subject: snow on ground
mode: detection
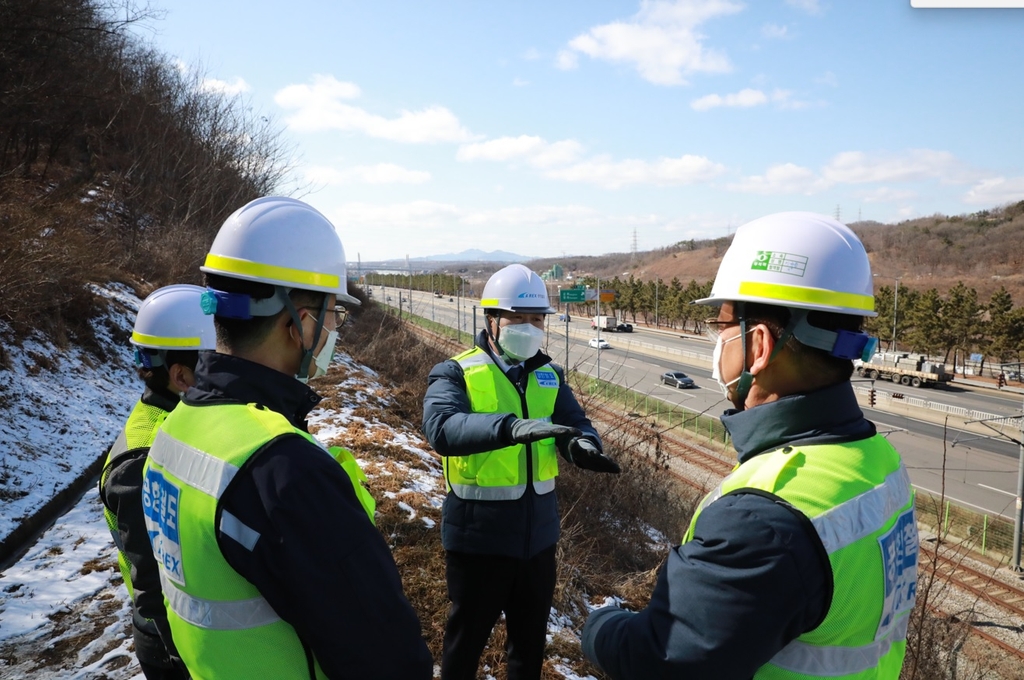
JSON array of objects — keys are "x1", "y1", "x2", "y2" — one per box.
[
  {"x1": 0, "y1": 289, "x2": 599, "y2": 679},
  {"x1": 0, "y1": 283, "x2": 140, "y2": 546}
]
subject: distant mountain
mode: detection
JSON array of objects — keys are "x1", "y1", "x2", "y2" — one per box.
[{"x1": 415, "y1": 249, "x2": 531, "y2": 263}]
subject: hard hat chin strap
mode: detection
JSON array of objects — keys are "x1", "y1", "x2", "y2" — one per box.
[
  {"x1": 282, "y1": 289, "x2": 328, "y2": 383},
  {"x1": 733, "y1": 309, "x2": 755, "y2": 406}
]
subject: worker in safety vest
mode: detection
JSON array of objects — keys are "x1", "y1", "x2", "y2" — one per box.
[
  {"x1": 142, "y1": 197, "x2": 432, "y2": 679},
  {"x1": 422, "y1": 263, "x2": 620, "y2": 680},
  {"x1": 583, "y1": 212, "x2": 919, "y2": 679},
  {"x1": 101, "y1": 284, "x2": 215, "y2": 679}
]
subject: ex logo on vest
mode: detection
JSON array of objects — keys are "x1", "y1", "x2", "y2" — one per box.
[{"x1": 142, "y1": 468, "x2": 185, "y2": 584}]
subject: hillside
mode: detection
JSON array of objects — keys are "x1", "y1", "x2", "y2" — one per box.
[{"x1": 527, "y1": 202, "x2": 1024, "y2": 305}]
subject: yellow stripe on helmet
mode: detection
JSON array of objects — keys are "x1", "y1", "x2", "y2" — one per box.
[
  {"x1": 738, "y1": 281, "x2": 874, "y2": 312},
  {"x1": 479, "y1": 298, "x2": 500, "y2": 307},
  {"x1": 131, "y1": 332, "x2": 202, "y2": 347},
  {"x1": 204, "y1": 254, "x2": 340, "y2": 290}
]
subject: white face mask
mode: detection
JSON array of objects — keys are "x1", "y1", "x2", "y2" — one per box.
[
  {"x1": 498, "y1": 323, "x2": 545, "y2": 361},
  {"x1": 711, "y1": 329, "x2": 750, "y2": 398},
  {"x1": 297, "y1": 328, "x2": 338, "y2": 384}
]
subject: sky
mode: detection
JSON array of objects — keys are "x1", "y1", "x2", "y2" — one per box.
[{"x1": 132, "y1": 0, "x2": 1024, "y2": 261}]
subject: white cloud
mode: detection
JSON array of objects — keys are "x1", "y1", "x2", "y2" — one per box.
[
  {"x1": 513, "y1": 77, "x2": 530, "y2": 87},
  {"x1": 305, "y1": 163, "x2": 430, "y2": 185},
  {"x1": 561, "y1": 0, "x2": 743, "y2": 86},
  {"x1": 275, "y1": 75, "x2": 478, "y2": 143},
  {"x1": 786, "y1": 0, "x2": 822, "y2": 14},
  {"x1": 761, "y1": 23, "x2": 789, "y2": 39},
  {"x1": 770, "y1": 88, "x2": 818, "y2": 110},
  {"x1": 857, "y1": 187, "x2": 918, "y2": 203},
  {"x1": 200, "y1": 77, "x2": 251, "y2": 95},
  {"x1": 457, "y1": 136, "x2": 584, "y2": 168},
  {"x1": 691, "y1": 88, "x2": 768, "y2": 111},
  {"x1": 728, "y1": 163, "x2": 829, "y2": 195},
  {"x1": 690, "y1": 88, "x2": 808, "y2": 111},
  {"x1": 332, "y1": 201, "x2": 463, "y2": 231},
  {"x1": 963, "y1": 176, "x2": 1024, "y2": 205},
  {"x1": 338, "y1": 202, "x2": 618, "y2": 231},
  {"x1": 815, "y1": 71, "x2": 838, "y2": 87},
  {"x1": 555, "y1": 49, "x2": 579, "y2": 70},
  {"x1": 822, "y1": 149, "x2": 979, "y2": 184},
  {"x1": 544, "y1": 154, "x2": 726, "y2": 189},
  {"x1": 522, "y1": 47, "x2": 542, "y2": 60}
]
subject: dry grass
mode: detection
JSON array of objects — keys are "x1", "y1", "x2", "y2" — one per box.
[{"x1": 336, "y1": 295, "x2": 698, "y2": 678}]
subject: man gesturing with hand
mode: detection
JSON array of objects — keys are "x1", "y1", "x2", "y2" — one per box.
[{"x1": 423, "y1": 264, "x2": 617, "y2": 680}]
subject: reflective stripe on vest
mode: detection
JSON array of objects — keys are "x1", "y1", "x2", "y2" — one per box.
[
  {"x1": 160, "y1": 570, "x2": 280, "y2": 630},
  {"x1": 101, "y1": 399, "x2": 169, "y2": 599},
  {"x1": 144, "y1": 402, "x2": 375, "y2": 679},
  {"x1": 685, "y1": 436, "x2": 918, "y2": 680},
  {"x1": 443, "y1": 347, "x2": 560, "y2": 500}
]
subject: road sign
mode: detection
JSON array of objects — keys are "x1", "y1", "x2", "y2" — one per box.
[{"x1": 560, "y1": 289, "x2": 586, "y2": 303}]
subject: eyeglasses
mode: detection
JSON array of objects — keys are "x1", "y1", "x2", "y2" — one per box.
[
  {"x1": 702, "y1": 318, "x2": 742, "y2": 343},
  {"x1": 303, "y1": 306, "x2": 349, "y2": 329}
]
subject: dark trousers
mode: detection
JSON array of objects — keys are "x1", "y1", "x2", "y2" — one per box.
[
  {"x1": 133, "y1": 620, "x2": 189, "y2": 680},
  {"x1": 441, "y1": 545, "x2": 557, "y2": 680}
]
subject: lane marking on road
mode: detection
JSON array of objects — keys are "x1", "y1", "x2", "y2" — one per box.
[
  {"x1": 914, "y1": 484, "x2": 1013, "y2": 519},
  {"x1": 977, "y1": 483, "x2": 1015, "y2": 497}
]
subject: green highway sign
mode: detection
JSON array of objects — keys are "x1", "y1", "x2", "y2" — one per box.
[{"x1": 559, "y1": 288, "x2": 586, "y2": 303}]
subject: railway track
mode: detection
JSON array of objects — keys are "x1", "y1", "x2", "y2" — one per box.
[
  {"x1": 409, "y1": 321, "x2": 1024, "y2": 662},
  {"x1": 591, "y1": 399, "x2": 1024, "y2": 662}
]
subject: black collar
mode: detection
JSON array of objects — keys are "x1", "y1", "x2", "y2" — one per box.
[
  {"x1": 721, "y1": 381, "x2": 875, "y2": 464},
  {"x1": 141, "y1": 385, "x2": 179, "y2": 412},
  {"x1": 186, "y1": 351, "x2": 322, "y2": 429}
]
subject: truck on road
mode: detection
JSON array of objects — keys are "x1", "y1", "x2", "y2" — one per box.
[
  {"x1": 854, "y1": 352, "x2": 953, "y2": 388},
  {"x1": 591, "y1": 316, "x2": 633, "y2": 332}
]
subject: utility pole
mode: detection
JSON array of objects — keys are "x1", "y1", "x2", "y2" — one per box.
[
  {"x1": 654, "y1": 279, "x2": 659, "y2": 328},
  {"x1": 596, "y1": 276, "x2": 601, "y2": 382},
  {"x1": 964, "y1": 410, "x2": 1024, "y2": 572},
  {"x1": 565, "y1": 312, "x2": 570, "y2": 371},
  {"x1": 892, "y1": 278, "x2": 900, "y2": 353}
]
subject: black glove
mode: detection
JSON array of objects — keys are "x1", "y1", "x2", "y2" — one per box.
[
  {"x1": 564, "y1": 437, "x2": 620, "y2": 474},
  {"x1": 509, "y1": 418, "x2": 581, "y2": 444}
]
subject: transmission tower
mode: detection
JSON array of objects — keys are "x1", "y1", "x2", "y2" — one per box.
[
  {"x1": 834, "y1": 204, "x2": 841, "y2": 222},
  {"x1": 630, "y1": 228, "x2": 638, "y2": 264}
]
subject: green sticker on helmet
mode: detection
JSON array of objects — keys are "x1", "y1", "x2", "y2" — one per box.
[{"x1": 751, "y1": 250, "x2": 808, "y2": 277}]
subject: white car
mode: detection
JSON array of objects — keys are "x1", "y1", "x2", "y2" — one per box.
[{"x1": 588, "y1": 337, "x2": 611, "y2": 350}]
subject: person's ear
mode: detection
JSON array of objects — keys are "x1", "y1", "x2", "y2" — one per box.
[
  {"x1": 748, "y1": 324, "x2": 776, "y2": 375},
  {"x1": 167, "y1": 364, "x2": 195, "y2": 393},
  {"x1": 284, "y1": 309, "x2": 305, "y2": 349}
]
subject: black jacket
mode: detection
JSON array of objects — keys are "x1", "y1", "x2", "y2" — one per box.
[
  {"x1": 100, "y1": 387, "x2": 181, "y2": 659},
  {"x1": 187, "y1": 351, "x2": 432, "y2": 679},
  {"x1": 421, "y1": 331, "x2": 601, "y2": 558},
  {"x1": 582, "y1": 382, "x2": 874, "y2": 679}
]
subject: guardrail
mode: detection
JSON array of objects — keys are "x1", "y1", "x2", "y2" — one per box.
[{"x1": 853, "y1": 384, "x2": 1024, "y2": 432}]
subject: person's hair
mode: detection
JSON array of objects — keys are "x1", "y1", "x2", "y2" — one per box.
[
  {"x1": 205, "y1": 274, "x2": 327, "y2": 353},
  {"x1": 741, "y1": 302, "x2": 863, "y2": 384},
  {"x1": 136, "y1": 349, "x2": 200, "y2": 394}
]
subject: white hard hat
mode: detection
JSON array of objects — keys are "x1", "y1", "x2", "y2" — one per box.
[
  {"x1": 201, "y1": 196, "x2": 359, "y2": 306},
  {"x1": 696, "y1": 212, "x2": 876, "y2": 317},
  {"x1": 131, "y1": 284, "x2": 217, "y2": 350},
  {"x1": 480, "y1": 264, "x2": 555, "y2": 314}
]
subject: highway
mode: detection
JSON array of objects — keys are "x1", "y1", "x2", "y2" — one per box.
[{"x1": 372, "y1": 285, "x2": 1024, "y2": 522}]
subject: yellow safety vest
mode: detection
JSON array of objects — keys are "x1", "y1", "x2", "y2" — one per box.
[
  {"x1": 142, "y1": 401, "x2": 375, "y2": 680},
  {"x1": 685, "y1": 436, "x2": 918, "y2": 679},
  {"x1": 101, "y1": 399, "x2": 169, "y2": 598},
  {"x1": 443, "y1": 347, "x2": 560, "y2": 500}
]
